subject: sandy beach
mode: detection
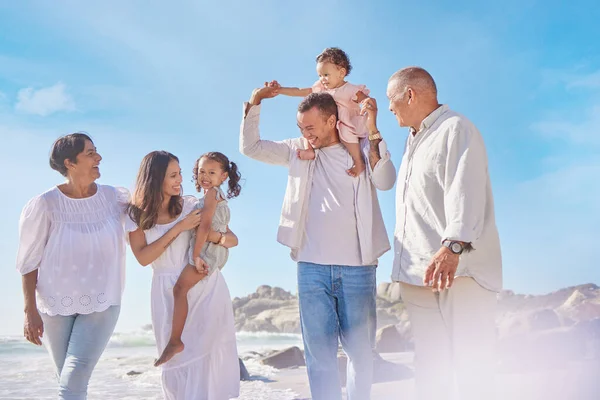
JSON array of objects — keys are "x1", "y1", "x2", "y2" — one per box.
[
  {"x1": 265, "y1": 352, "x2": 600, "y2": 400},
  {"x1": 2, "y1": 329, "x2": 600, "y2": 399}
]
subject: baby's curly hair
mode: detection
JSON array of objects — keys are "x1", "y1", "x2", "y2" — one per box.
[
  {"x1": 315, "y1": 47, "x2": 352, "y2": 76},
  {"x1": 192, "y1": 152, "x2": 242, "y2": 199}
]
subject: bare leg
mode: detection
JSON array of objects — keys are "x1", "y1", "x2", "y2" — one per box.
[
  {"x1": 154, "y1": 265, "x2": 204, "y2": 367},
  {"x1": 343, "y1": 140, "x2": 366, "y2": 177}
]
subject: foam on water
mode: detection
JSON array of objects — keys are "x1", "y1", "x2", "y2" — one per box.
[{"x1": 0, "y1": 332, "x2": 304, "y2": 400}]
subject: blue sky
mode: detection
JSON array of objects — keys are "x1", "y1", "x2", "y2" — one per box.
[{"x1": 1, "y1": 1, "x2": 598, "y2": 336}]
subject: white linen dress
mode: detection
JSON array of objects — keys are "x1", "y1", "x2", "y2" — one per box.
[{"x1": 127, "y1": 195, "x2": 239, "y2": 400}]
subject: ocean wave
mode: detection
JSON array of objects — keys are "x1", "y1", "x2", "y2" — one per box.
[
  {"x1": 1, "y1": 329, "x2": 303, "y2": 353},
  {"x1": 236, "y1": 331, "x2": 302, "y2": 340},
  {"x1": 108, "y1": 330, "x2": 156, "y2": 348},
  {"x1": 0, "y1": 336, "x2": 47, "y2": 354}
]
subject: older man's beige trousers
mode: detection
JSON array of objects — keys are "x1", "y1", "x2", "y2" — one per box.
[{"x1": 399, "y1": 277, "x2": 497, "y2": 400}]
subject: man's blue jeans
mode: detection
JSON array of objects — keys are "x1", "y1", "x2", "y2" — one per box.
[{"x1": 297, "y1": 262, "x2": 376, "y2": 400}]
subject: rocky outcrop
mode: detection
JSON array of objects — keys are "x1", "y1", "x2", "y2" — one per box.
[
  {"x1": 376, "y1": 282, "x2": 403, "y2": 303},
  {"x1": 375, "y1": 324, "x2": 412, "y2": 353},
  {"x1": 234, "y1": 283, "x2": 600, "y2": 369},
  {"x1": 260, "y1": 346, "x2": 305, "y2": 369},
  {"x1": 233, "y1": 285, "x2": 300, "y2": 333},
  {"x1": 496, "y1": 284, "x2": 600, "y2": 371},
  {"x1": 234, "y1": 283, "x2": 600, "y2": 333}
]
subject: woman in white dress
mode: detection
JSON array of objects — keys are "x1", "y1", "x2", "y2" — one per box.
[
  {"x1": 16, "y1": 133, "x2": 129, "y2": 399},
  {"x1": 127, "y1": 151, "x2": 240, "y2": 400}
]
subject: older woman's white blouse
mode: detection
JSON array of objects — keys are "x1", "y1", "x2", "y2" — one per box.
[{"x1": 16, "y1": 185, "x2": 130, "y2": 316}]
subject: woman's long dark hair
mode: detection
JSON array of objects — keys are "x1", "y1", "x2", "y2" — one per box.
[
  {"x1": 128, "y1": 151, "x2": 182, "y2": 230},
  {"x1": 192, "y1": 152, "x2": 242, "y2": 199}
]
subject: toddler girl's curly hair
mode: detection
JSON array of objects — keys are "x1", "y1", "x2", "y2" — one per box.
[
  {"x1": 316, "y1": 47, "x2": 352, "y2": 76},
  {"x1": 192, "y1": 152, "x2": 242, "y2": 199}
]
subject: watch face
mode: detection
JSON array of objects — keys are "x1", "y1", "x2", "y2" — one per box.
[{"x1": 451, "y1": 242, "x2": 462, "y2": 253}]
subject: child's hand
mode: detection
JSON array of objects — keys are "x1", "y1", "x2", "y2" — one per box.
[
  {"x1": 250, "y1": 81, "x2": 280, "y2": 105},
  {"x1": 194, "y1": 257, "x2": 209, "y2": 277},
  {"x1": 353, "y1": 90, "x2": 369, "y2": 104},
  {"x1": 266, "y1": 80, "x2": 281, "y2": 92}
]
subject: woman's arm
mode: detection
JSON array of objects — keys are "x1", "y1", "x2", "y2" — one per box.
[
  {"x1": 193, "y1": 189, "x2": 218, "y2": 260},
  {"x1": 16, "y1": 195, "x2": 49, "y2": 346},
  {"x1": 22, "y1": 270, "x2": 44, "y2": 345},
  {"x1": 207, "y1": 226, "x2": 238, "y2": 248},
  {"x1": 222, "y1": 227, "x2": 238, "y2": 248},
  {"x1": 129, "y1": 209, "x2": 202, "y2": 266}
]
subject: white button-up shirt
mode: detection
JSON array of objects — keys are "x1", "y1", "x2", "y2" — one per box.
[
  {"x1": 240, "y1": 103, "x2": 396, "y2": 265},
  {"x1": 392, "y1": 105, "x2": 502, "y2": 292}
]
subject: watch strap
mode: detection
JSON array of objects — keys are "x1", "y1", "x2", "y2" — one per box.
[
  {"x1": 443, "y1": 240, "x2": 464, "y2": 254},
  {"x1": 368, "y1": 131, "x2": 382, "y2": 141}
]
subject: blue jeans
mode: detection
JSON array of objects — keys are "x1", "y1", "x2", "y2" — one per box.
[
  {"x1": 297, "y1": 262, "x2": 376, "y2": 400},
  {"x1": 40, "y1": 306, "x2": 120, "y2": 399}
]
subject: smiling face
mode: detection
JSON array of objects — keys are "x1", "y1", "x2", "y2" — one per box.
[
  {"x1": 316, "y1": 61, "x2": 346, "y2": 90},
  {"x1": 196, "y1": 157, "x2": 228, "y2": 191},
  {"x1": 162, "y1": 159, "x2": 183, "y2": 197},
  {"x1": 296, "y1": 106, "x2": 337, "y2": 149},
  {"x1": 386, "y1": 79, "x2": 413, "y2": 128},
  {"x1": 66, "y1": 139, "x2": 103, "y2": 181}
]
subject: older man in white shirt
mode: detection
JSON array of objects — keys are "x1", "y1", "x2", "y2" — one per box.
[
  {"x1": 240, "y1": 83, "x2": 396, "y2": 400},
  {"x1": 385, "y1": 67, "x2": 502, "y2": 400}
]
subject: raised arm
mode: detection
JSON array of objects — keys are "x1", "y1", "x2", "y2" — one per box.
[
  {"x1": 240, "y1": 82, "x2": 293, "y2": 166},
  {"x1": 277, "y1": 86, "x2": 312, "y2": 97},
  {"x1": 359, "y1": 96, "x2": 397, "y2": 190},
  {"x1": 129, "y1": 209, "x2": 202, "y2": 266}
]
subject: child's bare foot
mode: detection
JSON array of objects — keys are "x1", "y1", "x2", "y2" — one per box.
[
  {"x1": 297, "y1": 148, "x2": 316, "y2": 160},
  {"x1": 154, "y1": 339, "x2": 184, "y2": 367},
  {"x1": 347, "y1": 160, "x2": 366, "y2": 177}
]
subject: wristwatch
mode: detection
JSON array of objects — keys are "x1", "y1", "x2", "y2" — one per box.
[
  {"x1": 218, "y1": 232, "x2": 227, "y2": 245},
  {"x1": 443, "y1": 240, "x2": 464, "y2": 255},
  {"x1": 368, "y1": 130, "x2": 382, "y2": 141}
]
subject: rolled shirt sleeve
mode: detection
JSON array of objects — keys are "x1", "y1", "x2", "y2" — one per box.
[
  {"x1": 365, "y1": 139, "x2": 396, "y2": 191},
  {"x1": 239, "y1": 103, "x2": 293, "y2": 167}
]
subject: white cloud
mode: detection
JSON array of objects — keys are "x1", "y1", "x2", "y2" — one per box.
[
  {"x1": 500, "y1": 68, "x2": 600, "y2": 293},
  {"x1": 531, "y1": 104, "x2": 600, "y2": 146},
  {"x1": 541, "y1": 68, "x2": 600, "y2": 91},
  {"x1": 566, "y1": 70, "x2": 600, "y2": 90},
  {"x1": 15, "y1": 82, "x2": 76, "y2": 116}
]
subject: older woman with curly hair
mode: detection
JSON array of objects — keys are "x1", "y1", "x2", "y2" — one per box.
[{"x1": 16, "y1": 133, "x2": 130, "y2": 399}]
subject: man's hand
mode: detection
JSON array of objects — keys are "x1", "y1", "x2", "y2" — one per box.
[
  {"x1": 423, "y1": 246, "x2": 460, "y2": 291},
  {"x1": 249, "y1": 81, "x2": 280, "y2": 106}
]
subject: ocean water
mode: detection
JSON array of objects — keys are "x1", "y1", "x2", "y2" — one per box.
[{"x1": 0, "y1": 330, "x2": 304, "y2": 400}]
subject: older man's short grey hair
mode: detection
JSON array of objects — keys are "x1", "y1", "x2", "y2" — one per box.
[{"x1": 389, "y1": 67, "x2": 437, "y2": 97}]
